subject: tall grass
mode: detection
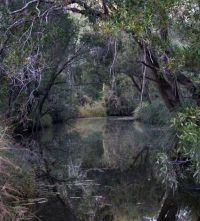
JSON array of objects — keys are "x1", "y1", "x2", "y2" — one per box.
[{"x1": 79, "y1": 101, "x2": 107, "y2": 118}]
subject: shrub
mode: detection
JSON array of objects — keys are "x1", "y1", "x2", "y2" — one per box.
[
  {"x1": 50, "y1": 104, "x2": 78, "y2": 123},
  {"x1": 156, "y1": 104, "x2": 200, "y2": 190},
  {"x1": 171, "y1": 105, "x2": 200, "y2": 182},
  {"x1": 134, "y1": 100, "x2": 171, "y2": 126},
  {"x1": 105, "y1": 92, "x2": 136, "y2": 116}
]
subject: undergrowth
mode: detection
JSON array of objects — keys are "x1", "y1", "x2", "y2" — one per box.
[
  {"x1": 157, "y1": 104, "x2": 200, "y2": 190},
  {"x1": 134, "y1": 100, "x2": 171, "y2": 126},
  {"x1": 0, "y1": 127, "x2": 37, "y2": 220}
]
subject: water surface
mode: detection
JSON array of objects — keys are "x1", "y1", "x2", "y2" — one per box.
[{"x1": 35, "y1": 118, "x2": 199, "y2": 221}]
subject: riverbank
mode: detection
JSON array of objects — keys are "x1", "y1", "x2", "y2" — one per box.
[{"x1": 0, "y1": 127, "x2": 38, "y2": 220}]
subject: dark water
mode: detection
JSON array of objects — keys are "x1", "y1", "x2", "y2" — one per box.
[{"x1": 35, "y1": 118, "x2": 199, "y2": 221}]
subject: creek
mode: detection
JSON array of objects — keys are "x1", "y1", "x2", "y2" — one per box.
[{"x1": 33, "y1": 118, "x2": 199, "y2": 221}]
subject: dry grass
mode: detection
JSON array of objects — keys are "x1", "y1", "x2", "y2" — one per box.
[
  {"x1": 0, "y1": 128, "x2": 36, "y2": 221},
  {"x1": 79, "y1": 101, "x2": 107, "y2": 118}
]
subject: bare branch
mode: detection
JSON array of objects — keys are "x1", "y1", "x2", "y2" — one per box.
[
  {"x1": 10, "y1": 0, "x2": 39, "y2": 14},
  {"x1": 137, "y1": 60, "x2": 159, "y2": 71}
]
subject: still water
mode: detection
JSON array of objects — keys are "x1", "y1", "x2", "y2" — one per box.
[{"x1": 35, "y1": 118, "x2": 199, "y2": 221}]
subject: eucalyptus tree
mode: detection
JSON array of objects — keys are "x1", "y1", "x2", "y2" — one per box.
[
  {"x1": 4, "y1": 0, "x2": 200, "y2": 111},
  {"x1": 1, "y1": 0, "x2": 200, "y2": 129},
  {"x1": 1, "y1": 1, "x2": 200, "y2": 219},
  {"x1": 101, "y1": 0, "x2": 200, "y2": 110}
]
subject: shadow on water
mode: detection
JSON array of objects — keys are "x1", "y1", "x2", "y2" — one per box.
[{"x1": 33, "y1": 118, "x2": 200, "y2": 221}]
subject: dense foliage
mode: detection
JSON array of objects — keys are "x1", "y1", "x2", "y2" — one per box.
[{"x1": 0, "y1": 0, "x2": 200, "y2": 220}]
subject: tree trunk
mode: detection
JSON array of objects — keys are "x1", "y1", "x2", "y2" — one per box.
[
  {"x1": 129, "y1": 74, "x2": 152, "y2": 104},
  {"x1": 144, "y1": 44, "x2": 181, "y2": 111},
  {"x1": 157, "y1": 193, "x2": 178, "y2": 221}
]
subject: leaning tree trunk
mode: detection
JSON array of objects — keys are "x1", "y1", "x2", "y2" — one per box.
[
  {"x1": 144, "y1": 43, "x2": 200, "y2": 111},
  {"x1": 143, "y1": 43, "x2": 181, "y2": 111},
  {"x1": 130, "y1": 27, "x2": 200, "y2": 111}
]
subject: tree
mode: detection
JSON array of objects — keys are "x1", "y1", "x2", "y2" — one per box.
[
  {"x1": 0, "y1": 2, "x2": 87, "y2": 130},
  {"x1": 1, "y1": 0, "x2": 200, "y2": 129},
  {"x1": 4, "y1": 0, "x2": 200, "y2": 111}
]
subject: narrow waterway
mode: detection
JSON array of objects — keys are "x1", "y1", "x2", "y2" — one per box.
[{"x1": 34, "y1": 118, "x2": 199, "y2": 221}]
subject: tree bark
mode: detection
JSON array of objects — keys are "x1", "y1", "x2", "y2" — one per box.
[{"x1": 143, "y1": 44, "x2": 181, "y2": 111}]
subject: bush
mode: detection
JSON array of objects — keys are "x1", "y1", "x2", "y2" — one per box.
[
  {"x1": 156, "y1": 104, "x2": 200, "y2": 190},
  {"x1": 79, "y1": 101, "x2": 107, "y2": 118},
  {"x1": 134, "y1": 100, "x2": 171, "y2": 126},
  {"x1": 105, "y1": 91, "x2": 135, "y2": 116},
  {"x1": 50, "y1": 104, "x2": 78, "y2": 123},
  {"x1": 171, "y1": 105, "x2": 200, "y2": 182}
]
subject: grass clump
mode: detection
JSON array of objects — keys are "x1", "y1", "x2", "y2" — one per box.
[{"x1": 79, "y1": 101, "x2": 107, "y2": 118}]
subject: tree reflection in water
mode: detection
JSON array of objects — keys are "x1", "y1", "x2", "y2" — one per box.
[{"x1": 34, "y1": 118, "x2": 199, "y2": 221}]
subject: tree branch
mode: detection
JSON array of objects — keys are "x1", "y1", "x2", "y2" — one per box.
[
  {"x1": 10, "y1": 0, "x2": 39, "y2": 14},
  {"x1": 102, "y1": 0, "x2": 109, "y2": 15},
  {"x1": 137, "y1": 60, "x2": 159, "y2": 71}
]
